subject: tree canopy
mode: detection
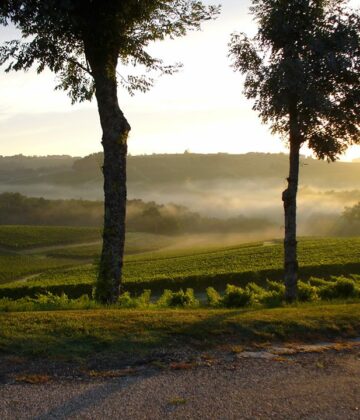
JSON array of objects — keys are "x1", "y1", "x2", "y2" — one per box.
[
  {"x1": 229, "y1": 0, "x2": 360, "y2": 160},
  {"x1": 0, "y1": 0, "x2": 219, "y2": 102}
]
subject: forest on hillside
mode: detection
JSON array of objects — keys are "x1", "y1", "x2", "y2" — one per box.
[
  {"x1": 0, "y1": 192, "x2": 275, "y2": 235},
  {"x1": 1, "y1": 192, "x2": 359, "y2": 239}
]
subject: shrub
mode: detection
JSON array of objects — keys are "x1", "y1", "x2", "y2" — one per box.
[
  {"x1": 157, "y1": 288, "x2": 199, "y2": 308},
  {"x1": 266, "y1": 280, "x2": 285, "y2": 294},
  {"x1": 319, "y1": 277, "x2": 357, "y2": 300},
  {"x1": 117, "y1": 292, "x2": 134, "y2": 308},
  {"x1": 297, "y1": 281, "x2": 318, "y2": 302},
  {"x1": 0, "y1": 293, "x2": 100, "y2": 312},
  {"x1": 206, "y1": 287, "x2": 221, "y2": 307},
  {"x1": 0, "y1": 297, "x2": 35, "y2": 312},
  {"x1": 117, "y1": 290, "x2": 152, "y2": 308},
  {"x1": 222, "y1": 284, "x2": 253, "y2": 308},
  {"x1": 307, "y1": 277, "x2": 331, "y2": 287},
  {"x1": 246, "y1": 282, "x2": 266, "y2": 300},
  {"x1": 260, "y1": 290, "x2": 284, "y2": 307},
  {"x1": 36, "y1": 292, "x2": 69, "y2": 305},
  {"x1": 137, "y1": 289, "x2": 151, "y2": 306},
  {"x1": 349, "y1": 274, "x2": 360, "y2": 285},
  {"x1": 0, "y1": 283, "x2": 94, "y2": 300}
]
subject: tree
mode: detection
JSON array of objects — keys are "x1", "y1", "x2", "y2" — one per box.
[
  {"x1": 229, "y1": 0, "x2": 360, "y2": 301},
  {"x1": 0, "y1": 0, "x2": 219, "y2": 303}
]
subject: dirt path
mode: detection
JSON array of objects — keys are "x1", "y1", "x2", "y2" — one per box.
[
  {"x1": 0, "y1": 241, "x2": 101, "y2": 257},
  {"x1": 1, "y1": 345, "x2": 360, "y2": 419},
  {"x1": 19, "y1": 241, "x2": 101, "y2": 255}
]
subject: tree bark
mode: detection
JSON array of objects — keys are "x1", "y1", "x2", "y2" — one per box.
[
  {"x1": 87, "y1": 52, "x2": 131, "y2": 303},
  {"x1": 282, "y1": 105, "x2": 301, "y2": 302}
]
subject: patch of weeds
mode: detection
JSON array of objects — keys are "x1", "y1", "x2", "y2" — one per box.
[
  {"x1": 201, "y1": 353, "x2": 215, "y2": 361},
  {"x1": 229, "y1": 345, "x2": 245, "y2": 354},
  {"x1": 169, "y1": 361, "x2": 196, "y2": 370},
  {"x1": 5, "y1": 356, "x2": 26, "y2": 365},
  {"x1": 316, "y1": 361, "x2": 325, "y2": 369},
  {"x1": 15, "y1": 374, "x2": 51, "y2": 384},
  {"x1": 151, "y1": 360, "x2": 167, "y2": 369},
  {"x1": 168, "y1": 397, "x2": 187, "y2": 406},
  {"x1": 88, "y1": 368, "x2": 137, "y2": 378}
]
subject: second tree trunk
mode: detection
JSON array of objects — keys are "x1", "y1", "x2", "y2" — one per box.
[{"x1": 282, "y1": 109, "x2": 301, "y2": 302}]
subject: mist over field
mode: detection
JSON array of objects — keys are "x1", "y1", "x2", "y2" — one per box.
[{"x1": 1, "y1": 153, "x2": 360, "y2": 240}]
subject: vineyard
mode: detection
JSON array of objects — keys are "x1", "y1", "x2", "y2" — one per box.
[
  {"x1": 0, "y1": 225, "x2": 101, "y2": 250},
  {"x1": 1, "y1": 226, "x2": 360, "y2": 299}
]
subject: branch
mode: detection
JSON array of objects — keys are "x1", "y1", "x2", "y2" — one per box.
[{"x1": 67, "y1": 56, "x2": 92, "y2": 76}]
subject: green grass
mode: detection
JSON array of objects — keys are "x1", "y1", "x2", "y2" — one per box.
[
  {"x1": 0, "y1": 226, "x2": 101, "y2": 250},
  {"x1": 1, "y1": 303, "x2": 360, "y2": 361}
]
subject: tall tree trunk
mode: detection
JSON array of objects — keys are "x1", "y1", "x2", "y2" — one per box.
[
  {"x1": 282, "y1": 106, "x2": 301, "y2": 302},
  {"x1": 88, "y1": 54, "x2": 131, "y2": 303}
]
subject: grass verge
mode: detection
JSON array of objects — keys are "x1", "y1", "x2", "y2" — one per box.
[{"x1": 1, "y1": 302, "x2": 360, "y2": 362}]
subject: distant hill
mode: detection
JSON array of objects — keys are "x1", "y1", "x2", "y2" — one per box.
[
  {"x1": 0, "y1": 154, "x2": 77, "y2": 170},
  {"x1": 2, "y1": 152, "x2": 360, "y2": 188}
]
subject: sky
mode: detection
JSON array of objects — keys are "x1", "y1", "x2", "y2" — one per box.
[{"x1": 0, "y1": 0, "x2": 359, "y2": 159}]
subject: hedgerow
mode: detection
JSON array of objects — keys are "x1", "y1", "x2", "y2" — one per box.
[{"x1": 1, "y1": 276, "x2": 360, "y2": 312}]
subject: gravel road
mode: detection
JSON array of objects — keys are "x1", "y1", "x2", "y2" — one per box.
[{"x1": 1, "y1": 346, "x2": 360, "y2": 419}]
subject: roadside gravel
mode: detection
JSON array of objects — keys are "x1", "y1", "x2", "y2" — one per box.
[{"x1": 1, "y1": 346, "x2": 360, "y2": 419}]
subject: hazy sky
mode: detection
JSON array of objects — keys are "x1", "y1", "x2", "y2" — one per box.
[{"x1": 0, "y1": 0, "x2": 359, "y2": 159}]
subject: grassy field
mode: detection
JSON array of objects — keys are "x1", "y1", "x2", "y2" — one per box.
[
  {"x1": 1, "y1": 303, "x2": 360, "y2": 361},
  {"x1": 2, "y1": 236, "x2": 360, "y2": 297}
]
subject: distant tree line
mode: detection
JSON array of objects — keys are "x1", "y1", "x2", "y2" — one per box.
[{"x1": 0, "y1": 193, "x2": 275, "y2": 235}]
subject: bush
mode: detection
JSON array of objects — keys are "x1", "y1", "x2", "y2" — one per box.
[
  {"x1": 307, "y1": 277, "x2": 332, "y2": 287},
  {"x1": 297, "y1": 281, "x2": 318, "y2": 302},
  {"x1": 0, "y1": 283, "x2": 94, "y2": 300},
  {"x1": 349, "y1": 274, "x2": 360, "y2": 284},
  {"x1": 246, "y1": 282, "x2": 266, "y2": 301},
  {"x1": 0, "y1": 293, "x2": 100, "y2": 312},
  {"x1": 222, "y1": 284, "x2": 253, "y2": 308},
  {"x1": 157, "y1": 288, "x2": 199, "y2": 308},
  {"x1": 266, "y1": 280, "x2": 285, "y2": 294},
  {"x1": 319, "y1": 277, "x2": 357, "y2": 300},
  {"x1": 260, "y1": 290, "x2": 284, "y2": 307},
  {"x1": 117, "y1": 290, "x2": 151, "y2": 308},
  {"x1": 206, "y1": 287, "x2": 221, "y2": 307}
]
